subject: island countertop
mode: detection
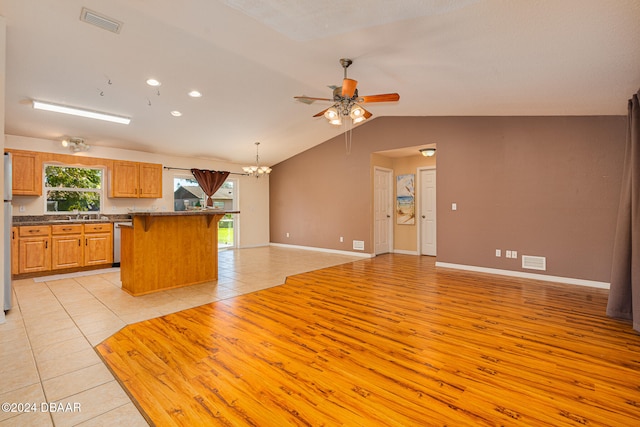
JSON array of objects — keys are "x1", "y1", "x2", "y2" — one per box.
[
  {"x1": 125, "y1": 210, "x2": 239, "y2": 232},
  {"x1": 127, "y1": 210, "x2": 239, "y2": 216}
]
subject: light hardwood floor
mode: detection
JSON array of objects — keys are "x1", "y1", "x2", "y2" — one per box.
[{"x1": 96, "y1": 254, "x2": 640, "y2": 426}]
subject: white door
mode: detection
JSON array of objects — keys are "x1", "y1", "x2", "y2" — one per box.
[
  {"x1": 420, "y1": 168, "x2": 436, "y2": 256},
  {"x1": 374, "y1": 167, "x2": 393, "y2": 255}
]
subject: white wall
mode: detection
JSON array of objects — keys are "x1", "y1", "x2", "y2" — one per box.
[{"x1": 5, "y1": 134, "x2": 270, "y2": 248}]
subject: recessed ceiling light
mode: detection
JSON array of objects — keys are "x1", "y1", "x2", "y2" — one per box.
[
  {"x1": 188, "y1": 90, "x2": 202, "y2": 98},
  {"x1": 170, "y1": 110, "x2": 182, "y2": 117},
  {"x1": 146, "y1": 78, "x2": 161, "y2": 87}
]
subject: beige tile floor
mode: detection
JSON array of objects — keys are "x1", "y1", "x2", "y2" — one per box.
[{"x1": 0, "y1": 246, "x2": 363, "y2": 426}]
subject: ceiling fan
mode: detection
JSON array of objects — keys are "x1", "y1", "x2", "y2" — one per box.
[{"x1": 294, "y1": 58, "x2": 400, "y2": 126}]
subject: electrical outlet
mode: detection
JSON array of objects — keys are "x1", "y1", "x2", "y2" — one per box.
[
  {"x1": 496, "y1": 249, "x2": 501, "y2": 257},
  {"x1": 340, "y1": 236, "x2": 344, "y2": 242},
  {"x1": 506, "y1": 250, "x2": 512, "y2": 258},
  {"x1": 512, "y1": 251, "x2": 518, "y2": 259},
  {"x1": 19, "y1": 205, "x2": 25, "y2": 212},
  {"x1": 451, "y1": 203, "x2": 457, "y2": 211},
  {"x1": 286, "y1": 232, "x2": 290, "y2": 238}
]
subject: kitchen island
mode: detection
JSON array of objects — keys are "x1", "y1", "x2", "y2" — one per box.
[{"x1": 120, "y1": 210, "x2": 239, "y2": 296}]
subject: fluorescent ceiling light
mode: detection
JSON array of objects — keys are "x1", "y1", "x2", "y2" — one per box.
[
  {"x1": 188, "y1": 90, "x2": 202, "y2": 98},
  {"x1": 146, "y1": 78, "x2": 161, "y2": 87},
  {"x1": 32, "y1": 100, "x2": 131, "y2": 125}
]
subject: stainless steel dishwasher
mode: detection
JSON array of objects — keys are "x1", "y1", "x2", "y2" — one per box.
[{"x1": 113, "y1": 221, "x2": 132, "y2": 266}]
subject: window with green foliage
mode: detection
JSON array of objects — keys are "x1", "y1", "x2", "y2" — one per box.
[{"x1": 44, "y1": 165, "x2": 103, "y2": 213}]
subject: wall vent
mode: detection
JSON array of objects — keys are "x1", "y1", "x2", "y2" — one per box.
[
  {"x1": 353, "y1": 240, "x2": 365, "y2": 251},
  {"x1": 522, "y1": 255, "x2": 546, "y2": 271},
  {"x1": 80, "y1": 8, "x2": 123, "y2": 34}
]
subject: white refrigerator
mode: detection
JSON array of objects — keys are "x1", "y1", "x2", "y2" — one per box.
[{"x1": 4, "y1": 152, "x2": 12, "y2": 311}]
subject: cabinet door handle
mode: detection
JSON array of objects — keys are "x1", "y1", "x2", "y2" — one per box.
[
  {"x1": 78, "y1": 239, "x2": 81, "y2": 246},
  {"x1": 45, "y1": 241, "x2": 48, "y2": 249},
  {"x1": 63, "y1": 228, "x2": 72, "y2": 231},
  {"x1": 85, "y1": 238, "x2": 88, "y2": 246}
]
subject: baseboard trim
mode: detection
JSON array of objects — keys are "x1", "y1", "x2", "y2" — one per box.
[
  {"x1": 393, "y1": 249, "x2": 419, "y2": 255},
  {"x1": 270, "y1": 243, "x2": 373, "y2": 258},
  {"x1": 435, "y1": 262, "x2": 610, "y2": 289}
]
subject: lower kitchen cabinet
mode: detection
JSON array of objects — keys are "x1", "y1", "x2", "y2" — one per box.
[
  {"x1": 18, "y1": 225, "x2": 51, "y2": 274},
  {"x1": 14, "y1": 222, "x2": 114, "y2": 276},
  {"x1": 51, "y1": 224, "x2": 83, "y2": 270},
  {"x1": 84, "y1": 224, "x2": 113, "y2": 265}
]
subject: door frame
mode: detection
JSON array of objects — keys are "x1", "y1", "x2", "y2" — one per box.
[
  {"x1": 417, "y1": 166, "x2": 436, "y2": 256},
  {"x1": 373, "y1": 166, "x2": 394, "y2": 255}
]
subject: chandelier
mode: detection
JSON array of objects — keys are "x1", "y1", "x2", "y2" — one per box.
[{"x1": 243, "y1": 142, "x2": 272, "y2": 178}]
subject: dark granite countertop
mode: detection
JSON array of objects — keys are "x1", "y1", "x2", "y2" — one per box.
[
  {"x1": 13, "y1": 214, "x2": 133, "y2": 227},
  {"x1": 127, "y1": 210, "x2": 239, "y2": 217}
]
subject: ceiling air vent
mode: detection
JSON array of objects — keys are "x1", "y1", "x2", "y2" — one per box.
[
  {"x1": 522, "y1": 255, "x2": 546, "y2": 271},
  {"x1": 80, "y1": 8, "x2": 122, "y2": 34}
]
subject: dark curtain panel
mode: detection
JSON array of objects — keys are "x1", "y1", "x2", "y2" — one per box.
[
  {"x1": 190, "y1": 169, "x2": 230, "y2": 207},
  {"x1": 607, "y1": 89, "x2": 640, "y2": 332}
]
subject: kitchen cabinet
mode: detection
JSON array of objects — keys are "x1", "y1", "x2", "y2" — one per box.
[
  {"x1": 8, "y1": 150, "x2": 42, "y2": 196},
  {"x1": 51, "y1": 224, "x2": 83, "y2": 270},
  {"x1": 13, "y1": 223, "x2": 113, "y2": 276},
  {"x1": 84, "y1": 223, "x2": 113, "y2": 266},
  {"x1": 18, "y1": 226, "x2": 50, "y2": 274},
  {"x1": 109, "y1": 161, "x2": 162, "y2": 198}
]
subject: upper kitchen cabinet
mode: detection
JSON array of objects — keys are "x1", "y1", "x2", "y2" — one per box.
[
  {"x1": 8, "y1": 150, "x2": 42, "y2": 196},
  {"x1": 109, "y1": 161, "x2": 163, "y2": 198}
]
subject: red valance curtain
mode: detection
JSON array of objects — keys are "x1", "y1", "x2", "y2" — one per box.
[
  {"x1": 607, "y1": 89, "x2": 640, "y2": 332},
  {"x1": 190, "y1": 169, "x2": 230, "y2": 207}
]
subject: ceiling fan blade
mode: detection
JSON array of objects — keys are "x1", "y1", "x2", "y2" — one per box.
[
  {"x1": 294, "y1": 96, "x2": 332, "y2": 106},
  {"x1": 341, "y1": 78, "x2": 358, "y2": 98},
  {"x1": 360, "y1": 93, "x2": 400, "y2": 103},
  {"x1": 313, "y1": 107, "x2": 330, "y2": 118}
]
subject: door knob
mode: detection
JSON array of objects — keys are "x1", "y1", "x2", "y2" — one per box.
[
  {"x1": 422, "y1": 215, "x2": 426, "y2": 218},
  {"x1": 386, "y1": 215, "x2": 391, "y2": 218}
]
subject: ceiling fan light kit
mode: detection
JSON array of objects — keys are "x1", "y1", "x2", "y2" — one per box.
[{"x1": 294, "y1": 58, "x2": 400, "y2": 127}]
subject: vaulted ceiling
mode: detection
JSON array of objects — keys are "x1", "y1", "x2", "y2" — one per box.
[{"x1": 2, "y1": 0, "x2": 639, "y2": 167}]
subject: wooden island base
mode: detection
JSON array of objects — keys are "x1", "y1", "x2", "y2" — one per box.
[{"x1": 120, "y1": 211, "x2": 237, "y2": 296}]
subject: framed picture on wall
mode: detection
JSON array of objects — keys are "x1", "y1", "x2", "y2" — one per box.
[{"x1": 396, "y1": 174, "x2": 415, "y2": 225}]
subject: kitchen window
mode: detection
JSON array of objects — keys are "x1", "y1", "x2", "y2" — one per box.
[{"x1": 44, "y1": 165, "x2": 103, "y2": 213}]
